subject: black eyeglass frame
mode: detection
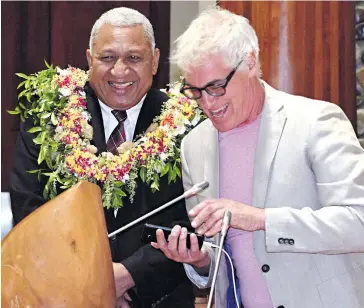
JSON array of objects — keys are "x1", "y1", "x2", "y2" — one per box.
[{"x1": 180, "y1": 59, "x2": 244, "y2": 99}]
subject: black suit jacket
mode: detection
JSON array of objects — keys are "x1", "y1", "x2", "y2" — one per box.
[{"x1": 9, "y1": 83, "x2": 194, "y2": 308}]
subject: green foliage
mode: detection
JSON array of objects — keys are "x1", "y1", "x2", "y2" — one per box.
[{"x1": 8, "y1": 64, "x2": 65, "y2": 200}]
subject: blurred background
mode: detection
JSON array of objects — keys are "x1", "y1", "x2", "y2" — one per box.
[{"x1": 2, "y1": 0, "x2": 363, "y2": 192}]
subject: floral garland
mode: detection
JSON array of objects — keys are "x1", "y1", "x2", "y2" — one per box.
[{"x1": 10, "y1": 62, "x2": 205, "y2": 209}]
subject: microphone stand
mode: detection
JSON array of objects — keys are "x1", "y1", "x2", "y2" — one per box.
[
  {"x1": 108, "y1": 180, "x2": 209, "y2": 239},
  {"x1": 207, "y1": 211, "x2": 232, "y2": 308}
]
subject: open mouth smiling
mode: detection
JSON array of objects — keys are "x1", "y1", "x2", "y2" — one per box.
[
  {"x1": 108, "y1": 81, "x2": 135, "y2": 89},
  {"x1": 210, "y1": 103, "x2": 228, "y2": 118}
]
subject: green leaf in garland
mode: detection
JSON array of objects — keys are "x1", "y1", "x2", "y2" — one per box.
[
  {"x1": 151, "y1": 180, "x2": 159, "y2": 192},
  {"x1": 44, "y1": 59, "x2": 52, "y2": 69},
  {"x1": 40, "y1": 131, "x2": 47, "y2": 142},
  {"x1": 160, "y1": 163, "x2": 170, "y2": 177},
  {"x1": 140, "y1": 167, "x2": 146, "y2": 182},
  {"x1": 27, "y1": 126, "x2": 42, "y2": 133},
  {"x1": 17, "y1": 80, "x2": 27, "y2": 89},
  {"x1": 42, "y1": 184, "x2": 49, "y2": 200},
  {"x1": 37, "y1": 170, "x2": 43, "y2": 182},
  {"x1": 33, "y1": 133, "x2": 43, "y2": 145},
  {"x1": 18, "y1": 102, "x2": 27, "y2": 110},
  {"x1": 38, "y1": 144, "x2": 46, "y2": 164},
  {"x1": 112, "y1": 194, "x2": 123, "y2": 208},
  {"x1": 51, "y1": 113, "x2": 58, "y2": 125},
  {"x1": 18, "y1": 89, "x2": 28, "y2": 99},
  {"x1": 174, "y1": 165, "x2": 181, "y2": 178},
  {"x1": 7, "y1": 109, "x2": 21, "y2": 115},
  {"x1": 26, "y1": 92, "x2": 32, "y2": 103},
  {"x1": 15, "y1": 73, "x2": 30, "y2": 80},
  {"x1": 41, "y1": 112, "x2": 51, "y2": 119},
  {"x1": 114, "y1": 181, "x2": 123, "y2": 188},
  {"x1": 168, "y1": 166, "x2": 176, "y2": 184}
]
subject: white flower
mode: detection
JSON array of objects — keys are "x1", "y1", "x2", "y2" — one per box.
[
  {"x1": 160, "y1": 152, "x2": 168, "y2": 162},
  {"x1": 83, "y1": 124, "x2": 93, "y2": 140},
  {"x1": 122, "y1": 174, "x2": 130, "y2": 183},
  {"x1": 56, "y1": 67, "x2": 69, "y2": 76},
  {"x1": 174, "y1": 125, "x2": 186, "y2": 136},
  {"x1": 81, "y1": 111, "x2": 91, "y2": 121},
  {"x1": 54, "y1": 133, "x2": 61, "y2": 142},
  {"x1": 146, "y1": 123, "x2": 158, "y2": 133},
  {"x1": 184, "y1": 118, "x2": 191, "y2": 125},
  {"x1": 169, "y1": 87, "x2": 180, "y2": 97},
  {"x1": 59, "y1": 87, "x2": 71, "y2": 97},
  {"x1": 191, "y1": 114, "x2": 201, "y2": 126},
  {"x1": 86, "y1": 145, "x2": 98, "y2": 154},
  {"x1": 55, "y1": 126, "x2": 63, "y2": 133},
  {"x1": 117, "y1": 141, "x2": 134, "y2": 154},
  {"x1": 103, "y1": 152, "x2": 114, "y2": 160}
]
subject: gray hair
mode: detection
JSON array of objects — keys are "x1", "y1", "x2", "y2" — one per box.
[
  {"x1": 89, "y1": 7, "x2": 155, "y2": 54},
  {"x1": 171, "y1": 7, "x2": 261, "y2": 77}
]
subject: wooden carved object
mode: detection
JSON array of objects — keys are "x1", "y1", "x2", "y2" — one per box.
[{"x1": 1, "y1": 181, "x2": 115, "y2": 307}]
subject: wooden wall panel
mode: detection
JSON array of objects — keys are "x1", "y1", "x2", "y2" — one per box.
[
  {"x1": 1, "y1": 2, "x2": 51, "y2": 192},
  {"x1": 219, "y1": 1, "x2": 356, "y2": 128}
]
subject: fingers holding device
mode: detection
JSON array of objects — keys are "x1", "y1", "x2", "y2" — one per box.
[{"x1": 141, "y1": 223, "x2": 204, "y2": 249}]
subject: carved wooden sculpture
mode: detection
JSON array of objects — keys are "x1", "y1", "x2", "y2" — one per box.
[{"x1": 1, "y1": 181, "x2": 115, "y2": 307}]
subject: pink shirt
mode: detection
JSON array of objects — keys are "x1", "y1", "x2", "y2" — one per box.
[{"x1": 219, "y1": 115, "x2": 273, "y2": 308}]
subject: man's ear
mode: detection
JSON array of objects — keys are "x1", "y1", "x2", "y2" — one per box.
[
  {"x1": 246, "y1": 52, "x2": 257, "y2": 77},
  {"x1": 86, "y1": 49, "x2": 92, "y2": 68},
  {"x1": 152, "y1": 48, "x2": 160, "y2": 76}
]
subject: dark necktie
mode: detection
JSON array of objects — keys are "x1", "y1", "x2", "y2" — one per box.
[{"x1": 106, "y1": 110, "x2": 127, "y2": 155}]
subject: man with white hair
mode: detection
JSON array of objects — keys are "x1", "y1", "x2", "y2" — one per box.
[
  {"x1": 10, "y1": 7, "x2": 195, "y2": 308},
  {"x1": 153, "y1": 7, "x2": 364, "y2": 308}
]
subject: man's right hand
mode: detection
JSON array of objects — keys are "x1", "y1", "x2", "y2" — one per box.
[{"x1": 151, "y1": 225, "x2": 210, "y2": 269}]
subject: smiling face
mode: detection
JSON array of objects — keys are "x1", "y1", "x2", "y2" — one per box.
[
  {"x1": 184, "y1": 54, "x2": 263, "y2": 132},
  {"x1": 86, "y1": 24, "x2": 160, "y2": 110}
]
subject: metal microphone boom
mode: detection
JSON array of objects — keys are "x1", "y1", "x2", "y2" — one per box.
[{"x1": 107, "y1": 180, "x2": 209, "y2": 238}]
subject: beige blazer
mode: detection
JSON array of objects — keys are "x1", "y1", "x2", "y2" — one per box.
[{"x1": 182, "y1": 82, "x2": 364, "y2": 308}]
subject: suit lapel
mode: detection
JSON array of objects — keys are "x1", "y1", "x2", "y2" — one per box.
[
  {"x1": 133, "y1": 89, "x2": 166, "y2": 138},
  {"x1": 200, "y1": 120, "x2": 219, "y2": 201},
  {"x1": 85, "y1": 83, "x2": 107, "y2": 154},
  {"x1": 252, "y1": 83, "x2": 287, "y2": 209}
]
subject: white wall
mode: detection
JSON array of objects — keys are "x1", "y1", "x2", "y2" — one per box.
[{"x1": 169, "y1": 1, "x2": 215, "y2": 83}]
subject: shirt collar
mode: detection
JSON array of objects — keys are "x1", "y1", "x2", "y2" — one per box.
[{"x1": 98, "y1": 94, "x2": 146, "y2": 123}]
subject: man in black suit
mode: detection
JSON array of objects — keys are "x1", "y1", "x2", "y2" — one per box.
[{"x1": 9, "y1": 7, "x2": 195, "y2": 308}]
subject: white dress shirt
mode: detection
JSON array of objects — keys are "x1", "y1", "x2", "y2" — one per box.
[
  {"x1": 98, "y1": 95, "x2": 146, "y2": 217},
  {"x1": 98, "y1": 95, "x2": 146, "y2": 143}
]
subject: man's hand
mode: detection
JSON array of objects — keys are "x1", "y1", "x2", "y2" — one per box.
[
  {"x1": 113, "y1": 262, "x2": 135, "y2": 299},
  {"x1": 115, "y1": 294, "x2": 131, "y2": 308},
  {"x1": 151, "y1": 225, "x2": 210, "y2": 269},
  {"x1": 189, "y1": 198, "x2": 266, "y2": 236}
]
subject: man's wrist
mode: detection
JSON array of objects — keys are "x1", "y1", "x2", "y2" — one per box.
[
  {"x1": 113, "y1": 263, "x2": 135, "y2": 298},
  {"x1": 257, "y1": 208, "x2": 266, "y2": 231},
  {"x1": 191, "y1": 254, "x2": 210, "y2": 269}
]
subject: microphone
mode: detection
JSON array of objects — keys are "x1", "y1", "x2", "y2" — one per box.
[
  {"x1": 183, "y1": 180, "x2": 209, "y2": 198},
  {"x1": 108, "y1": 180, "x2": 209, "y2": 239},
  {"x1": 207, "y1": 210, "x2": 232, "y2": 308},
  {"x1": 221, "y1": 210, "x2": 232, "y2": 236}
]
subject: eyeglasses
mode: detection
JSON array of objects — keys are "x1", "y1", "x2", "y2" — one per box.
[{"x1": 180, "y1": 59, "x2": 244, "y2": 100}]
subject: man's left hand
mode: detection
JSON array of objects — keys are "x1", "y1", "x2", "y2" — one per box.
[
  {"x1": 115, "y1": 294, "x2": 131, "y2": 308},
  {"x1": 188, "y1": 198, "x2": 265, "y2": 236},
  {"x1": 113, "y1": 262, "x2": 135, "y2": 299}
]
